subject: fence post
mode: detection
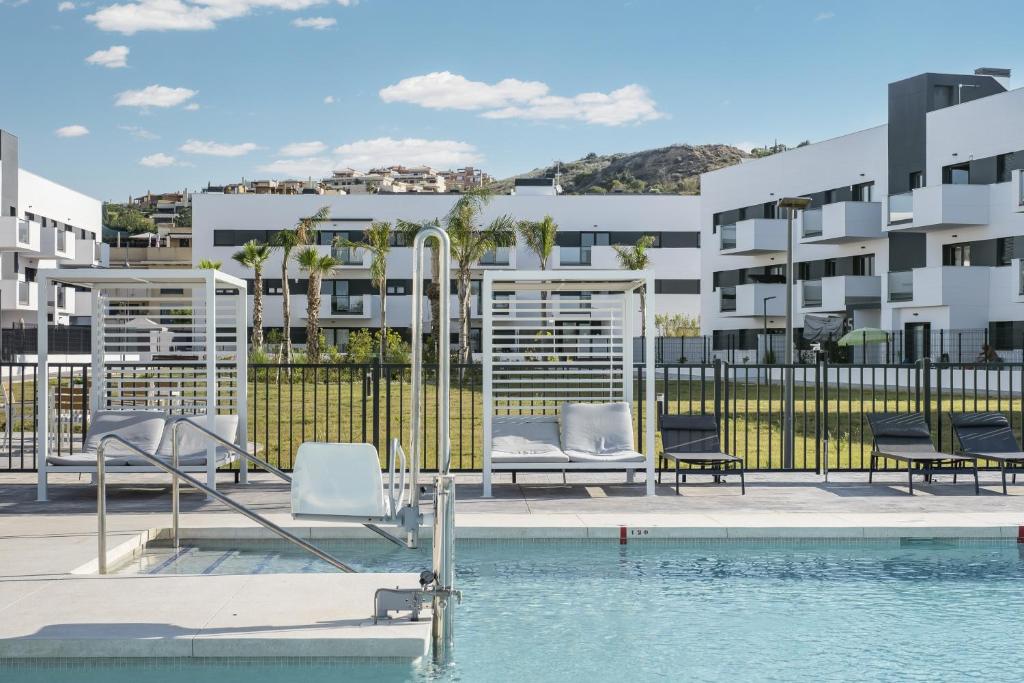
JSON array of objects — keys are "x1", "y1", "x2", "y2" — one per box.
[
  {"x1": 713, "y1": 358, "x2": 722, "y2": 426},
  {"x1": 814, "y1": 352, "x2": 821, "y2": 473},
  {"x1": 939, "y1": 329, "x2": 944, "y2": 361},
  {"x1": 821, "y1": 354, "x2": 830, "y2": 480}
]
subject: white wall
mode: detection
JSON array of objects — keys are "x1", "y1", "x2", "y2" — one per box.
[{"x1": 18, "y1": 170, "x2": 102, "y2": 236}]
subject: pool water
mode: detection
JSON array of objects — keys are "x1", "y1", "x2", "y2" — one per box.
[{"x1": 6, "y1": 538, "x2": 1024, "y2": 682}]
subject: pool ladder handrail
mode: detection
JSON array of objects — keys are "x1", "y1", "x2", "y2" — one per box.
[{"x1": 94, "y1": 432, "x2": 356, "y2": 574}]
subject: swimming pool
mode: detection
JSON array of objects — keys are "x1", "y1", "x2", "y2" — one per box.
[{"x1": 5, "y1": 538, "x2": 1024, "y2": 682}]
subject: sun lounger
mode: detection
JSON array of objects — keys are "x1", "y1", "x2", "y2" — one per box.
[
  {"x1": 950, "y1": 412, "x2": 1024, "y2": 495},
  {"x1": 866, "y1": 412, "x2": 978, "y2": 495},
  {"x1": 658, "y1": 414, "x2": 745, "y2": 495}
]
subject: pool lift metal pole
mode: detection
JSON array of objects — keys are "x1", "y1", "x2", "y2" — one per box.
[{"x1": 409, "y1": 225, "x2": 459, "y2": 662}]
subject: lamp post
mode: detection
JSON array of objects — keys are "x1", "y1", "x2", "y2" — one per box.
[
  {"x1": 777, "y1": 196, "x2": 812, "y2": 469},
  {"x1": 762, "y1": 295, "x2": 776, "y2": 363}
]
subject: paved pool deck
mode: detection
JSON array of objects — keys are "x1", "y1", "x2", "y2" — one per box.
[{"x1": 3, "y1": 469, "x2": 1024, "y2": 660}]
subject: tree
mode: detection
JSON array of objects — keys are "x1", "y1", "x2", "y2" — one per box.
[
  {"x1": 612, "y1": 234, "x2": 656, "y2": 337},
  {"x1": 173, "y1": 205, "x2": 192, "y2": 228},
  {"x1": 655, "y1": 313, "x2": 700, "y2": 337},
  {"x1": 444, "y1": 189, "x2": 517, "y2": 363},
  {"x1": 232, "y1": 240, "x2": 272, "y2": 349},
  {"x1": 397, "y1": 218, "x2": 442, "y2": 358},
  {"x1": 295, "y1": 246, "x2": 340, "y2": 362},
  {"x1": 517, "y1": 215, "x2": 558, "y2": 270},
  {"x1": 270, "y1": 206, "x2": 330, "y2": 363},
  {"x1": 197, "y1": 258, "x2": 222, "y2": 269},
  {"x1": 336, "y1": 221, "x2": 392, "y2": 364}
]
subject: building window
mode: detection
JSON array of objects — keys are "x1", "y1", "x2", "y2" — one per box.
[
  {"x1": 943, "y1": 163, "x2": 970, "y2": 185},
  {"x1": 852, "y1": 181, "x2": 875, "y2": 202},
  {"x1": 909, "y1": 171, "x2": 924, "y2": 189},
  {"x1": 852, "y1": 254, "x2": 875, "y2": 276},
  {"x1": 942, "y1": 243, "x2": 972, "y2": 267},
  {"x1": 386, "y1": 284, "x2": 406, "y2": 295}
]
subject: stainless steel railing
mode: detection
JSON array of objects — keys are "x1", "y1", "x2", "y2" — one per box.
[{"x1": 94, "y1": 433, "x2": 356, "y2": 574}]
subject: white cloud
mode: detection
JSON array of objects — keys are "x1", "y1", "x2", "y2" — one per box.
[
  {"x1": 380, "y1": 71, "x2": 548, "y2": 111},
  {"x1": 481, "y1": 84, "x2": 663, "y2": 126},
  {"x1": 379, "y1": 72, "x2": 663, "y2": 126},
  {"x1": 323, "y1": 95, "x2": 335, "y2": 104},
  {"x1": 279, "y1": 141, "x2": 327, "y2": 157},
  {"x1": 292, "y1": 15, "x2": 334, "y2": 29},
  {"x1": 815, "y1": 11, "x2": 835, "y2": 21},
  {"x1": 258, "y1": 157, "x2": 336, "y2": 178},
  {"x1": 86, "y1": 0, "x2": 351, "y2": 35},
  {"x1": 116, "y1": 84, "x2": 197, "y2": 108},
  {"x1": 119, "y1": 125, "x2": 160, "y2": 139},
  {"x1": 140, "y1": 152, "x2": 177, "y2": 167},
  {"x1": 58, "y1": 1, "x2": 76, "y2": 10},
  {"x1": 86, "y1": 45, "x2": 129, "y2": 68},
  {"x1": 180, "y1": 139, "x2": 258, "y2": 157},
  {"x1": 333, "y1": 137, "x2": 481, "y2": 168},
  {"x1": 184, "y1": 102, "x2": 200, "y2": 111},
  {"x1": 335, "y1": 0, "x2": 353, "y2": 4},
  {"x1": 55, "y1": 125, "x2": 90, "y2": 138}
]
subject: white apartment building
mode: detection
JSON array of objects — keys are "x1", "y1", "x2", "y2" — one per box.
[
  {"x1": 700, "y1": 68, "x2": 1024, "y2": 362},
  {"x1": 0, "y1": 130, "x2": 104, "y2": 336},
  {"x1": 193, "y1": 179, "x2": 701, "y2": 352}
]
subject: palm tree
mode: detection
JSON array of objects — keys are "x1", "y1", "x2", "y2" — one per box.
[
  {"x1": 270, "y1": 206, "x2": 330, "y2": 362},
  {"x1": 295, "y1": 246, "x2": 340, "y2": 362},
  {"x1": 197, "y1": 258, "x2": 222, "y2": 270},
  {"x1": 231, "y1": 240, "x2": 272, "y2": 349},
  {"x1": 445, "y1": 189, "x2": 516, "y2": 363},
  {"x1": 517, "y1": 215, "x2": 558, "y2": 270},
  {"x1": 613, "y1": 234, "x2": 656, "y2": 337},
  {"x1": 336, "y1": 221, "x2": 392, "y2": 363}
]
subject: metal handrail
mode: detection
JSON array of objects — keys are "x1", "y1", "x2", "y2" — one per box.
[
  {"x1": 165, "y1": 417, "x2": 410, "y2": 548},
  {"x1": 94, "y1": 433, "x2": 356, "y2": 575}
]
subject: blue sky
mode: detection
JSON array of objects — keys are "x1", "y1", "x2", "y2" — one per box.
[{"x1": 1, "y1": 0, "x2": 1023, "y2": 201}]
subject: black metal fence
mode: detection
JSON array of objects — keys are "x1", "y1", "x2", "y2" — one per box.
[
  {"x1": 0, "y1": 326, "x2": 92, "y2": 361},
  {"x1": 4, "y1": 359, "x2": 1023, "y2": 474}
]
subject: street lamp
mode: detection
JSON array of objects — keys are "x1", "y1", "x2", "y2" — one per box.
[
  {"x1": 762, "y1": 295, "x2": 776, "y2": 363},
  {"x1": 777, "y1": 196, "x2": 812, "y2": 469}
]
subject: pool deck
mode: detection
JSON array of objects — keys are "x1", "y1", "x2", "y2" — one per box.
[{"x1": 3, "y1": 469, "x2": 1024, "y2": 660}]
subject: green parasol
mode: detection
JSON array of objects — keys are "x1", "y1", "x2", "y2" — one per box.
[{"x1": 837, "y1": 327, "x2": 889, "y2": 346}]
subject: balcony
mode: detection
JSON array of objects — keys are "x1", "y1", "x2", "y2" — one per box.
[
  {"x1": 326, "y1": 293, "x2": 371, "y2": 318},
  {"x1": 50, "y1": 285, "x2": 74, "y2": 315},
  {"x1": 887, "y1": 266, "x2": 991, "y2": 308},
  {"x1": 888, "y1": 185, "x2": 990, "y2": 231},
  {"x1": 330, "y1": 245, "x2": 371, "y2": 267},
  {"x1": 0, "y1": 217, "x2": 40, "y2": 253},
  {"x1": 1015, "y1": 170, "x2": 1024, "y2": 212},
  {"x1": 719, "y1": 282, "x2": 786, "y2": 317},
  {"x1": 0, "y1": 280, "x2": 38, "y2": 311},
  {"x1": 39, "y1": 227, "x2": 77, "y2": 261},
  {"x1": 801, "y1": 202, "x2": 883, "y2": 244},
  {"x1": 558, "y1": 245, "x2": 591, "y2": 266},
  {"x1": 718, "y1": 218, "x2": 787, "y2": 255},
  {"x1": 801, "y1": 275, "x2": 881, "y2": 312}
]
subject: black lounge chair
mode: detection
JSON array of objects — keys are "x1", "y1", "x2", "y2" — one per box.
[
  {"x1": 950, "y1": 412, "x2": 1024, "y2": 495},
  {"x1": 658, "y1": 414, "x2": 745, "y2": 495},
  {"x1": 866, "y1": 413, "x2": 978, "y2": 495}
]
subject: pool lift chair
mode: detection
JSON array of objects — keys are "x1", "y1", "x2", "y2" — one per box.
[{"x1": 88, "y1": 229, "x2": 459, "y2": 661}]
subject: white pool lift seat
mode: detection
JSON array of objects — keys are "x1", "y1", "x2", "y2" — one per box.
[{"x1": 291, "y1": 441, "x2": 412, "y2": 526}]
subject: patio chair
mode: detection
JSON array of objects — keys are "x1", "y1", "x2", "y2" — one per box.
[
  {"x1": 950, "y1": 412, "x2": 1024, "y2": 495},
  {"x1": 866, "y1": 413, "x2": 978, "y2": 495},
  {"x1": 658, "y1": 414, "x2": 745, "y2": 495}
]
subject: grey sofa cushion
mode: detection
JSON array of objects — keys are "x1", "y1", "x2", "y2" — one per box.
[
  {"x1": 83, "y1": 410, "x2": 167, "y2": 457},
  {"x1": 492, "y1": 416, "x2": 562, "y2": 454},
  {"x1": 560, "y1": 402, "x2": 634, "y2": 455},
  {"x1": 564, "y1": 449, "x2": 645, "y2": 463},
  {"x1": 491, "y1": 450, "x2": 570, "y2": 464}
]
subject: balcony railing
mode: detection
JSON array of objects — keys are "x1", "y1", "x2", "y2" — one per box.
[
  {"x1": 888, "y1": 192, "x2": 913, "y2": 225},
  {"x1": 330, "y1": 246, "x2": 365, "y2": 265},
  {"x1": 1019, "y1": 260, "x2": 1024, "y2": 295},
  {"x1": 1019, "y1": 172, "x2": 1024, "y2": 207},
  {"x1": 802, "y1": 279, "x2": 822, "y2": 307},
  {"x1": 479, "y1": 247, "x2": 510, "y2": 266},
  {"x1": 719, "y1": 224, "x2": 737, "y2": 250},
  {"x1": 801, "y1": 210, "x2": 823, "y2": 238},
  {"x1": 17, "y1": 281, "x2": 31, "y2": 306},
  {"x1": 560, "y1": 246, "x2": 590, "y2": 266},
  {"x1": 56, "y1": 228, "x2": 67, "y2": 253},
  {"x1": 888, "y1": 270, "x2": 913, "y2": 302},
  {"x1": 331, "y1": 295, "x2": 364, "y2": 316},
  {"x1": 719, "y1": 286, "x2": 737, "y2": 312},
  {"x1": 17, "y1": 220, "x2": 30, "y2": 244},
  {"x1": 56, "y1": 286, "x2": 67, "y2": 310}
]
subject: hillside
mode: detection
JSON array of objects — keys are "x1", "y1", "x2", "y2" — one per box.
[{"x1": 491, "y1": 143, "x2": 750, "y2": 195}]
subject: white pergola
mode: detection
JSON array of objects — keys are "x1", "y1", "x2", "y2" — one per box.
[
  {"x1": 481, "y1": 270, "x2": 656, "y2": 496},
  {"x1": 36, "y1": 268, "x2": 248, "y2": 500}
]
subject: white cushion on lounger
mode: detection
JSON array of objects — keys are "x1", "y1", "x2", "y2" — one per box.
[
  {"x1": 564, "y1": 449, "x2": 645, "y2": 463},
  {"x1": 560, "y1": 402, "x2": 635, "y2": 454},
  {"x1": 153, "y1": 415, "x2": 240, "y2": 460},
  {"x1": 46, "y1": 452, "x2": 132, "y2": 467},
  {"x1": 492, "y1": 416, "x2": 562, "y2": 454},
  {"x1": 82, "y1": 410, "x2": 167, "y2": 457},
  {"x1": 491, "y1": 450, "x2": 570, "y2": 464}
]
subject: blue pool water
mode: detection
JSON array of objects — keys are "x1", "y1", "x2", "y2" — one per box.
[{"x1": 5, "y1": 538, "x2": 1024, "y2": 682}]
